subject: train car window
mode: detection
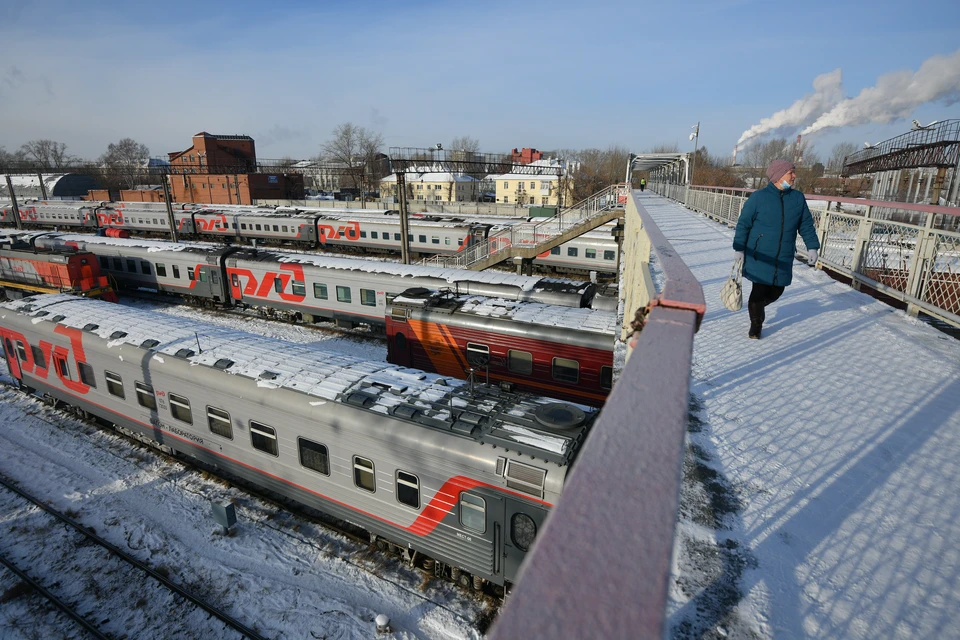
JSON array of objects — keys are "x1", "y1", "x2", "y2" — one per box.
[
  {"x1": 250, "y1": 421, "x2": 278, "y2": 456},
  {"x1": 187, "y1": 267, "x2": 195, "y2": 281},
  {"x1": 586, "y1": 249, "x2": 597, "y2": 259},
  {"x1": 360, "y1": 289, "x2": 376, "y2": 307},
  {"x1": 392, "y1": 233, "x2": 400, "y2": 241},
  {"x1": 552, "y1": 357, "x2": 580, "y2": 383},
  {"x1": 172, "y1": 265, "x2": 180, "y2": 279},
  {"x1": 313, "y1": 283, "x2": 328, "y2": 300},
  {"x1": 99, "y1": 256, "x2": 109, "y2": 269},
  {"x1": 292, "y1": 281, "x2": 306, "y2": 296},
  {"x1": 206, "y1": 406, "x2": 233, "y2": 439},
  {"x1": 508, "y1": 350, "x2": 533, "y2": 375},
  {"x1": 601, "y1": 366, "x2": 613, "y2": 390},
  {"x1": 241, "y1": 223, "x2": 247, "y2": 230},
  {"x1": 156, "y1": 264, "x2": 167, "y2": 277},
  {"x1": 567, "y1": 247, "x2": 578, "y2": 257},
  {"x1": 336, "y1": 286, "x2": 352, "y2": 304},
  {"x1": 371, "y1": 231, "x2": 378, "y2": 239},
  {"x1": 431, "y1": 236, "x2": 440, "y2": 244},
  {"x1": 135, "y1": 382, "x2": 157, "y2": 410},
  {"x1": 418, "y1": 235, "x2": 427, "y2": 243},
  {"x1": 231, "y1": 223, "x2": 237, "y2": 229},
  {"x1": 255, "y1": 224, "x2": 262, "y2": 231},
  {"x1": 353, "y1": 456, "x2": 375, "y2": 492},
  {"x1": 15, "y1": 342, "x2": 28, "y2": 362},
  {"x1": 274, "y1": 277, "x2": 283, "y2": 293},
  {"x1": 126, "y1": 259, "x2": 136, "y2": 272},
  {"x1": 298, "y1": 438, "x2": 330, "y2": 476},
  {"x1": 169, "y1": 393, "x2": 193, "y2": 424},
  {"x1": 604, "y1": 250, "x2": 616, "y2": 260},
  {"x1": 360, "y1": 231, "x2": 367, "y2": 238},
  {"x1": 141, "y1": 262, "x2": 152, "y2": 275},
  {"x1": 396, "y1": 471, "x2": 420, "y2": 509},
  {"x1": 550, "y1": 246, "x2": 561, "y2": 255},
  {"x1": 408, "y1": 234, "x2": 414, "y2": 242},
  {"x1": 31, "y1": 345, "x2": 46, "y2": 369},
  {"x1": 153, "y1": 219, "x2": 159, "y2": 225},
  {"x1": 113, "y1": 258, "x2": 123, "y2": 271},
  {"x1": 459, "y1": 492, "x2": 486, "y2": 533},
  {"x1": 78, "y1": 362, "x2": 96, "y2": 387},
  {"x1": 395, "y1": 332, "x2": 407, "y2": 350},
  {"x1": 445, "y1": 237, "x2": 451, "y2": 245},
  {"x1": 466, "y1": 343, "x2": 490, "y2": 367},
  {"x1": 282, "y1": 226, "x2": 288, "y2": 232},
  {"x1": 105, "y1": 371, "x2": 124, "y2": 398},
  {"x1": 55, "y1": 356, "x2": 70, "y2": 379},
  {"x1": 272, "y1": 225, "x2": 279, "y2": 232}
]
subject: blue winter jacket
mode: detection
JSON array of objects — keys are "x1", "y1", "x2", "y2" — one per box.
[{"x1": 733, "y1": 183, "x2": 820, "y2": 287}]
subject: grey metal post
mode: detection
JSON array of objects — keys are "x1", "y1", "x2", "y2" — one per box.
[
  {"x1": 904, "y1": 210, "x2": 936, "y2": 316},
  {"x1": 5, "y1": 176, "x2": 22, "y2": 230},
  {"x1": 38, "y1": 173, "x2": 47, "y2": 200},
  {"x1": 161, "y1": 176, "x2": 179, "y2": 243},
  {"x1": 397, "y1": 172, "x2": 410, "y2": 264}
]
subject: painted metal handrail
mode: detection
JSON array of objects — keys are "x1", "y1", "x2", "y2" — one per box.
[
  {"x1": 491, "y1": 192, "x2": 704, "y2": 639},
  {"x1": 650, "y1": 182, "x2": 960, "y2": 328}
]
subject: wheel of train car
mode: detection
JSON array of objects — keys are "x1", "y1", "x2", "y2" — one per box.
[
  {"x1": 375, "y1": 538, "x2": 389, "y2": 553},
  {"x1": 457, "y1": 571, "x2": 473, "y2": 591}
]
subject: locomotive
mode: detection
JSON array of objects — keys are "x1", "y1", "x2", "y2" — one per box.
[
  {"x1": 0, "y1": 234, "x2": 117, "y2": 302},
  {"x1": 0, "y1": 294, "x2": 598, "y2": 590},
  {"x1": 1, "y1": 200, "x2": 621, "y2": 274},
  {"x1": 387, "y1": 288, "x2": 616, "y2": 407}
]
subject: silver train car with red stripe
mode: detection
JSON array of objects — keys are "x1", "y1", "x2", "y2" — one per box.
[{"x1": 0, "y1": 294, "x2": 596, "y2": 590}]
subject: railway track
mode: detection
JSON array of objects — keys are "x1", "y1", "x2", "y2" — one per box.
[{"x1": 0, "y1": 473, "x2": 269, "y2": 640}]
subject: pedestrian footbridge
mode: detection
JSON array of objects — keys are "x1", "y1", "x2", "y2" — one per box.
[{"x1": 491, "y1": 188, "x2": 960, "y2": 639}]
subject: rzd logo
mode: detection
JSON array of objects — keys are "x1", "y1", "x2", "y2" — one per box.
[
  {"x1": 196, "y1": 215, "x2": 228, "y2": 232},
  {"x1": 317, "y1": 221, "x2": 360, "y2": 244},
  {"x1": 96, "y1": 212, "x2": 125, "y2": 225}
]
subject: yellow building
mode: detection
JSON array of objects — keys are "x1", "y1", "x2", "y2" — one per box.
[
  {"x1": 381, "y1": 170, "x2": 479, "y2": 203},
  {"x1": 488, "y1": 159, "x2": 573, "y2": 206}
]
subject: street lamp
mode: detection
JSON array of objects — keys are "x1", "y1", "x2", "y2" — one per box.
[{"x1": 688, "y1": 122, "x2": 699, "y2": 185}]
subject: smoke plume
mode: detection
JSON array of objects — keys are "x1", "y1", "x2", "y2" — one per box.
[
  {"x1": 801, "y1": 47, "x2": 960, "y2": 136},
  {"x1": 737, "y1": 69, "x2": 843, "y2": 145}
]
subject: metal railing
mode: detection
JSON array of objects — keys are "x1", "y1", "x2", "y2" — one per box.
[
  {"x1": 420, "y1": 183, "x2": 628, "y2": 269},
  {"x1": 490, "y1": 191, "x2": 704, "y2": 639},
  {"x1": 651, "y1": 182, "x2": 960, "y2": 328}
]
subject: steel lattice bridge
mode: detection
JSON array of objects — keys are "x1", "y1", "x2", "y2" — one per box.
[{"x1": 843, "y1": 119, "x2": 960, "y2": 176}]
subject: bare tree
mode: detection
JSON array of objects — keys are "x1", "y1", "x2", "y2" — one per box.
[
  {"x1": 828, "y1": 142, "x2": 859, "y2": 174},
  {"x1": 322, "y1": 122, "x2": 384, "y2": 190},
  {"x1": 649, "y1": 142, "x2": 680, "y2": 153},
  {"x1": 19, "y1": 139, "x2": 73, "y2": 169},
  {"x1": 449, "y1": 136, "x2": 480, "y2": 154},
  {"x1": 99, "y1": 138, "x2": 150, "y2": 189}
]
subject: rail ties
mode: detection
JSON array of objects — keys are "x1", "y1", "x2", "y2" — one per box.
[{"x1": 0, "y1": 473, "x2": 269, "y2": 640}]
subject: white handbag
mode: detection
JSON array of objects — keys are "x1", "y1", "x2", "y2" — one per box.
[{"x1": 720, "y1": 258, "x2": 743, "y2": 312}]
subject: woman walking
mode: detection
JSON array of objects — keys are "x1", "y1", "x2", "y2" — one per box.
[{"x1": 733, "y1": 160, "x2": 820, "y2": 339}]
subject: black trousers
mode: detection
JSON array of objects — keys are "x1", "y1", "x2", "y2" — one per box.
[{"x1": 748, "y1": 282, "x2": 785, "y2": 327}]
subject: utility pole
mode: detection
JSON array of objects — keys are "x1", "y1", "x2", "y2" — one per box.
[
  {"x1": 5, "y1": 176, "x2": 23, "y2": 230},
  {"x1": 397, "y1": 172, "x2": 410, "y2": 264},
  {"x1": 38, "y1": 173, "x2": 48, "y2": 200},
  {"x1": 161, "y1": 175, "x2": 179, "y2": 243},
  {"x1": 689, "y1": 122, "x2": 700, "y2": 185}
]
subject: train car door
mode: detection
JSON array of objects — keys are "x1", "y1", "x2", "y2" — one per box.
[
  {"x1": 3, "y1": 336, "x2": 23, "y2": 380},
  {"x1": 502, "y1": 497, "x2": 548, "y2": 582}
]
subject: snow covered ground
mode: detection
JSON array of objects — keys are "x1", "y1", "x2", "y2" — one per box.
[
  {"x1": 641, "y1": 192, "x2": 960, "y2": 639},
  {"x1": 0, "y1": 301, "x2": 492, "y2": 639}
]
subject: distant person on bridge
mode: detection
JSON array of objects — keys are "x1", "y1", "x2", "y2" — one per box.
[
  {"x1": 639, "y1": 178, "x2": 646, "y2": 192},
  {"x1": 733, "y1": 159, "x2": 820, "y2": 339}
]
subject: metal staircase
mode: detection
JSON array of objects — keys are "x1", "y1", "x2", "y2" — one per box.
[{"x1": 420, "y1": 183, "x2": 629, "y2": 271}]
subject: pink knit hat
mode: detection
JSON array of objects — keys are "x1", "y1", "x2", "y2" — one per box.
[{"x1": 766, "y1": 160, "x2": 795, "y2": 183}]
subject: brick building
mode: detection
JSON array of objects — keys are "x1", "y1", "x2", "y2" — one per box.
[
  {"x1": 165, "y1": 132, "x2": 303, "y2": 204},
  {"x1": 510, "y1": 147, "x2": 544, "y2": 165}
]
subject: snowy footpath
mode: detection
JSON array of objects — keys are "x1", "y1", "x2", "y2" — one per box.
[{"x1": 646, "y1": 192, "x2": 960, "y2": 639}]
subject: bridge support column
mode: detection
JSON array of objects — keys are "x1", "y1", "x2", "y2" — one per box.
[{"x1": 514, "y1": 257, "x2": 534, "y2": 276}]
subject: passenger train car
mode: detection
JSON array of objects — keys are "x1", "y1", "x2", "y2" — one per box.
[
  {"x1": 25, "y1": 234, "x2": 602, "y2": 329},
  {"x1": 0, "y1": 294, "x2": 598, "y2": 590},
  {"x1": 0, "y1": 234, "x2": 117, "y2": 302},
  {"x1": 1, "y1": 200, "x2": 621, "y2": 274},
  {"x1": 386, "y1": 289, "x2": 616, "y2": 407}
]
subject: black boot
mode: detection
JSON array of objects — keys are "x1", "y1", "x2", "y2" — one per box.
[{"x1": 748, "y1": 301, "x2": 764, "y2": 339}]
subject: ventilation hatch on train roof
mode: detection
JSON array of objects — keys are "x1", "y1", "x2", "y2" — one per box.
[
  {"x1": 533, "y1": 402, "x2": 587, "y2": 430},
  {"x1": 109, "y1": 331, "x2": 127, "y2": 340},
  {"x1": 51, "y1": 314, "x2": 66, "y2": 322},
  {"x1": 213, "y1": 358, "x2": 234, "y2": 370},
  {"x1": 139, "y1": 339, "x2": 160, "y2": 349},
  {"x1": 82, "y1": 323, "x2": 99, "y2": 332},
  {"x1": 259, "y1": 371, "x2": 279, "y2": 381},
  {"x1": 174, "y1": 348, "x2": 195, "y2": 359},
  {"x1": 505, "y1": 460, "x2": 546, "y2": 499}
]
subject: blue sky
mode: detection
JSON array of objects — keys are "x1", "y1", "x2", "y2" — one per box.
[{"x1": 1, "y1": 0, "x2": 959, "y2": 164}]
